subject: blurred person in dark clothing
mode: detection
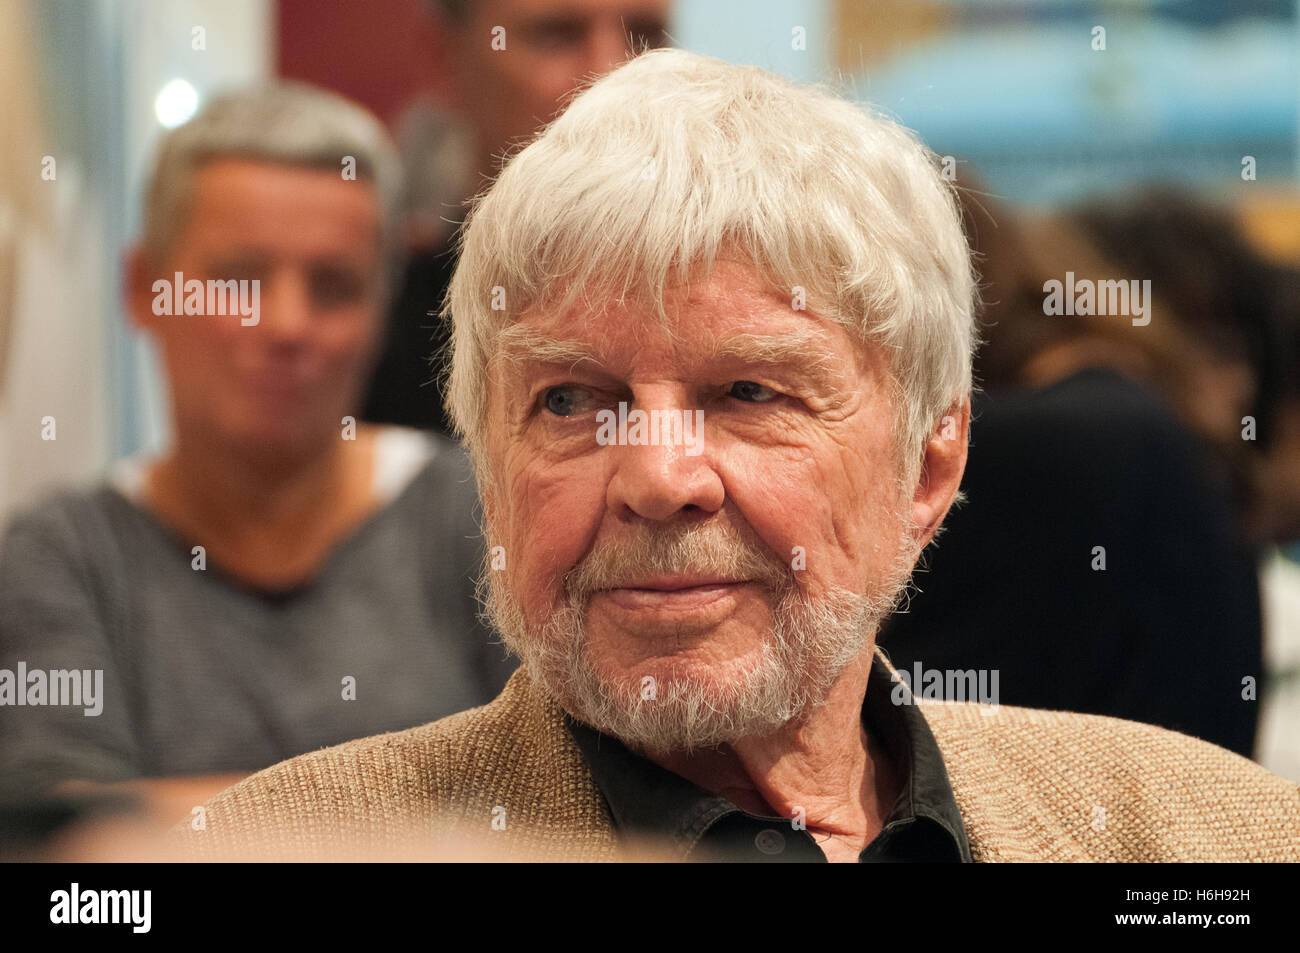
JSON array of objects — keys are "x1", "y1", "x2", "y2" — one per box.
[
  {"x1": 1075, "y1": 191, "x2": 1300, "y2": 546},
  {"x1": 0, "y1": 83, "x2": 515, "y2": 830},
  {"x1": 880, "y1": 186, "x2": 1266, "y2": 758},
  {"x1": 1077, "y1": 193, "x2": 1300, "y2": 774},
  {"x1": 362, "y1": 0, "x2": 673, "y2": 433}
]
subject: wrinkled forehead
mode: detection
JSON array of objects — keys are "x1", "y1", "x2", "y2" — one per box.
[{"x1": 493, "y1": 258, "x2": 865, "y2": 375}]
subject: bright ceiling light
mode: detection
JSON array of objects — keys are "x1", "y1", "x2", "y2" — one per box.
[{"x1": 154, "y1": 79, "x2": 199, "y2": 129}]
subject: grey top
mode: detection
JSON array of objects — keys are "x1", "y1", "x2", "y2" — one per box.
[{"x1": 0, "y1": 430, "x2": 515, "y2": 788}]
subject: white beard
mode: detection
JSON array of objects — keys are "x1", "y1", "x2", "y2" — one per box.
[{"x1": 482, "y1": 514, "x2": 918, "y2": 755}]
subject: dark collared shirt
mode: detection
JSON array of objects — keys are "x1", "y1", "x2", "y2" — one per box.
[{"x1": 565, "y1": 653, "x2": 971, "y2": 862}]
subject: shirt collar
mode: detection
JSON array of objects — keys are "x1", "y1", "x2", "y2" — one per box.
[{"x1": 565, "y1": 651, "x2": 971, "y2": 862}]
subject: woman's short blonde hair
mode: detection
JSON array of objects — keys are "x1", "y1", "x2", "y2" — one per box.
[{"x1": 445, "y1": 48, "x2": 975, "y2": 483}]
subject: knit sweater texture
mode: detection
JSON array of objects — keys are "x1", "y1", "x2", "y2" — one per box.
[{"x1": 177, "y1": 650, "x2": 1300, "y2": 861}]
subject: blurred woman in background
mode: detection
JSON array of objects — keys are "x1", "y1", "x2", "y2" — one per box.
[{"x1": 0, "y1": 84, "x2": 514, "y2": 843}]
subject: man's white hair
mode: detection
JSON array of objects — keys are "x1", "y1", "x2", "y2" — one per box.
[
  {"x1": 445, "y1": 47, "x2": 975, "y2": 484},
  {"x1": 142, "y1": 80, "x2": 402, "y2": 265}
]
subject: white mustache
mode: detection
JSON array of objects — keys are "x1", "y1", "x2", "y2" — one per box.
[{"x1": 565, "y1": 524, "x2": 791, "y2": 599}]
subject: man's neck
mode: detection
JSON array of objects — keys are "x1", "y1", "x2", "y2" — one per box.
[
  {"x1": 145, "y1": 427, "x2": 379, "y2": 589},
  {"x1": 642, "y1": 645, "x2": 899, "y2": 863}
]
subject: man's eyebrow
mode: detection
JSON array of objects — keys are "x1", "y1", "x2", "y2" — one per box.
[
  {"x1": 492, "y1": 325, "x2": 853, "y2": 398},
  {"x1": 713, "y1": 330, "x2": 850, "y2": 397},
  {"x1": 494, "y1": 325, "x2": 602, "y2": 369}
]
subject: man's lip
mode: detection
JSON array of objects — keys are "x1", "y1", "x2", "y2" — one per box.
[
  {"x1": 602, "y1": 576, "x2": 749, "y2": 592},
  {"x1": 597, "y1": 581, "x2": 751, "y2": 616}
]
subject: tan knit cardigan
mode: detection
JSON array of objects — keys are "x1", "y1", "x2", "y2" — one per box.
[{"x1": 177, "y1": 652, "x2": 1300, "y2": 861}]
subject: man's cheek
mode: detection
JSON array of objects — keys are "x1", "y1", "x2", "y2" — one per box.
[
  {"x1": 723, "y1": 458, "x2": 827, "y2": 567},
  {"x1": 514, "y1": 479, "x2": 601, "y2": 598},
  {"x1": 519, "y1": 507, "x2": 588, "y2": 583}
]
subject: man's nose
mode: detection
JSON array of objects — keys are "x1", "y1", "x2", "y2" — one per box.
[{"x1": 605, "y1": 394, "x2": 724, "y2": 522}]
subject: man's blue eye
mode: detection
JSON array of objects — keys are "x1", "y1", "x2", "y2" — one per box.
[
  {"x1": 544, "y1": 386, "x2": 582, "y2": 416},
  {"x1": 729, "y1": 381, "x2": 777, "y2": 402}
]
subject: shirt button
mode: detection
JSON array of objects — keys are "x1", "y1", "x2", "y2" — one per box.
[{"x1": 754, "y1": 829, "x2": 786, "y2": 855}]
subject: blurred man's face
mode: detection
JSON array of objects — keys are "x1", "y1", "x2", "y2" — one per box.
[
  {"x1": 452, "y1": 0, "x2": 671, "y2": 170},
  {"x1": 136, "y1": 159, "x2": 384, "y2": 456},
  {"x1": 482, "y1": 260, "x2": 925, "y2": 752}
]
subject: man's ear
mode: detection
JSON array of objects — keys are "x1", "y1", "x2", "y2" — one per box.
[
  {"x1": 910, "y1": 396, "x2": 970, "y2": 549},
  {"x1": 124, "y1": 245, "x2": 163, "y2": 334}
]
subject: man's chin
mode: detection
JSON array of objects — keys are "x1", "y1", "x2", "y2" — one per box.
[
  {"x1": 487, "y1": 571, "x2": 897, "y2": 753},
  {"x1": 552, "y1": 650, "x2": 838, "y2": 755}
]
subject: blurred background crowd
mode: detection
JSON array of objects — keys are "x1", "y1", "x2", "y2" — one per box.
[{"x1": 0, "y1": 0, "x2": 1296, "y2": 857}]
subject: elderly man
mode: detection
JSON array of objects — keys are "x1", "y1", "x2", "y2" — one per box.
[{"x1": 180, "y1": 50, "x2": 1300, "y2": 862}]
